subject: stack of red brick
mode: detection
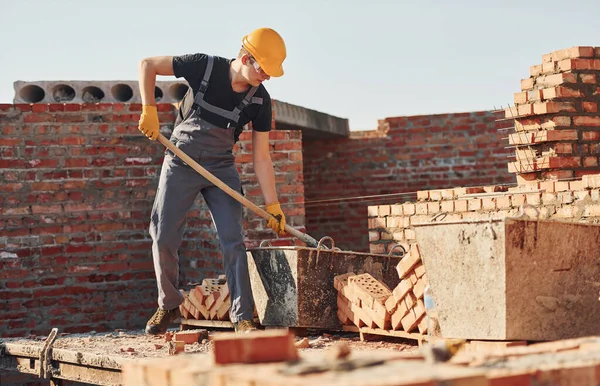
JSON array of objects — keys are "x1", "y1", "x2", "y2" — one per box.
[
  {"x1": 335, "y1": 244, "x2": 428, "y2": 335},
  {"x1": 506, "y1": 46, "x2": 600, "y2": 183},
  {"x1": 179, "y1": 276, "x2": 230, "y2": 322}
]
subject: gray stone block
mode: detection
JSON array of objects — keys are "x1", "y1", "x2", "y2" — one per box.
[{"x1": 414, "y1": 217, "x2": 600, "y2": 341}]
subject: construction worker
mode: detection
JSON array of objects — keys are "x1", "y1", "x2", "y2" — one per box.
[{"x1": 137, "y1": 28, "x2": 288, "y2": 334}]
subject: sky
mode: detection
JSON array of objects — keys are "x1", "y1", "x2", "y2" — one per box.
[{"x1": 1, "y1": 0, "x2": 599, "y2": 131}]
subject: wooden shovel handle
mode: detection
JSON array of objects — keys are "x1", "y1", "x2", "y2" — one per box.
[{"x1": 157, "y1": 133, "x2": 318, "y2": 248}]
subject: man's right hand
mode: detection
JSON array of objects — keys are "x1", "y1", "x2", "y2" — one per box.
[{"x1": 138, "y1": 105, "x2": 160, "y2": 140}]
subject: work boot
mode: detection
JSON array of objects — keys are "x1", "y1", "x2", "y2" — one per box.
[
  {"x1": 145, "y1": 306, "x2": 181, "y2": 335},
  {"x1": 234, "y1": 319, "x2": 257, "y2": 334}
]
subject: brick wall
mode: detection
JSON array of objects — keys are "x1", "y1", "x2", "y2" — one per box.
[
  {"x1": 506, "y1": 46, "x2": 600, "y2": 183},
  {"x1": 0, "y1": 102, "x2": 303, "y2": 337},
  {"x1": 368, "y1": 176, "x2": 600, "y2": 255},
  {"x1": 302, "y1": 110, "x2": 515, "y2": 253}
]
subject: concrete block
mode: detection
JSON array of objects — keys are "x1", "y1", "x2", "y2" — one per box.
[
  {"x1": 13, "y1": 80, "x2": 189, "y2": 104},
  {"x1": 414, "y1": 218, "x2": 600, "y2": 340}
]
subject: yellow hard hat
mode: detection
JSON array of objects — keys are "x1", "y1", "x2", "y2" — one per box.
[{"x1": 242, "y1": 28, "x2": 286, "y2": 77}]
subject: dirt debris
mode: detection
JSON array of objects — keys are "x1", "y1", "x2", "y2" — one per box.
[{"x1": 1, "y1": 328, "x2": 419, "y2": 360}]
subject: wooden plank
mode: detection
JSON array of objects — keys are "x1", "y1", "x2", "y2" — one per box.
[
  {"x1": 180, "y1": 318, "x2": 234, "y2": 329},
  {"x1": 1, "y1": 343, "x2": 127, "y2": 370},
  {"x1": 341, "y1": 325, "x2": 427, "y2": 345},
  {"x1": 57, "y1": 362, "x2": 121, "y2": 386},
  {"x1": 0, "y1": 346, "x2": 123, "y2": 386}
]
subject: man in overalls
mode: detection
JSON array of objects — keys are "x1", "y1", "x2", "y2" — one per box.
[{"x1": 136, "y1": 28, "x2": 288, "y2": 334}]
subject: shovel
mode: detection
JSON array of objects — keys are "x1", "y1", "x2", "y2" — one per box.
[{"x1": 156, "y1": 133, "x2": 319, "y2": 248}]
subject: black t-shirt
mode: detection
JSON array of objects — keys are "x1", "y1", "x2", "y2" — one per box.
[{"x1": 172, "y1": 53, "x2": 272, "y2": 137}]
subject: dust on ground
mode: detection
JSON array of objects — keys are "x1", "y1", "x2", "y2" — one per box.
[{"x1": 1, "y1": 328, "x2": 419, "y2": 360}]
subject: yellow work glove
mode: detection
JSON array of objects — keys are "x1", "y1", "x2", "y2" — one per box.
[
  {"x1": 138, "y1": 105, "x2": 160, "y2": 140},
  {"x1": 266, "y1": 202, "x2": 286, "y2": 235}
]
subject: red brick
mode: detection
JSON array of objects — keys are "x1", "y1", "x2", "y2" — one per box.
[
  {"x1": 348, "y1": 273, "x2": 391, "y2": 326},
  {"x1": 541, "y1": 86, "x2": 583, "y2": 99},
  {"x1": 555, "y1": 143, "x2": 573, "y2": 154},
  {"x1": 583, "y1": 131, "x2": 600, "y2": 141},
  {"x1": 542, "y1": 52, "x2": 553, "y2": 63},
  {"x1": 496, "y1": 196, "x2": 511, "y2": 209},
  {"x1": 545, "y1": 170, "x2": 574, "y2": 179},
  {"x1": 544, "y1": 156, "x2": 581, "y2": 169},
  {"x1": 402, "y1": 203, "x2": 416, "y2": 215},
  {"x1": 533, "y1": 91, "x2": 546, "y2": 103},
  {"x1": 454, "y1": 200, "x2": 468, "y2": 212},
  {"x1": 558, "y1": 58, "x2": 600, "y2": 71},
  {"x1": 517, "y1": 104, "x2": 533, "y2": 116},
  {"x1": 583, "y1": 102, "x2": 598, "y2": 113},
  {"x1": 168, "y1": 340, "x2": 185, "y2": 355},
  {"x1": 521, "y1": 78, "x2": 534, "y2": 91},
  {"x1": 514, "y1": 91, "x2": 528, "y2": 104},
  {"x1": 530, "y1": 64, "x2": 543, "y2": 77},
  {"x1": 370, "y1": 243, "x2": 386, "y2": 254},
  {"x1": 569, "y1": 180, "x2": 585, "y2": 191},
  {"x1": 533, "y1": 101, "x2": 576, "y2": 115},
  {"x1": 414, "y1": 262, "x2": 426, "y2": 277},
  {"x1": 392, "y1": 280, "x2": 413, "y2": 302},
  {"x1": 537, "y1": 72, "x2": 578, "y2": 87},
  {"x1": 378, "y1": 205, "x2": 391, "y2": 216},
  {"x1": 574, "y1": 116, "x2": 600, "y2": 126},
  {"x1": 211, "y1": 329, "x2": 298, "y2": 365},
  {"x1": 390, "y1": 299, "x2": 409, "y2": 330},
  {"x1": 581, "y1": 74, "x2": 597, "y2": 84},
  {"x1": 541, "y1": 61, "x2": 554, "y2": 74},
  {"x1": 584, "y1": 156, "x2": 598, "y2": 167},
  {"x1": 488, "y1": 371, "x2": 533, "y2": 386},
  {"x1": 400, "y1": 308, "x2": 422, "y2": 333},
  {"x1": 396, "y1": 246, "x2": 421, "y2": 279},
  {"x1": 558, "y1": 363, "x2": 598, "y2": 385},
  {"x1": 568, "y1": 46, "x2": 595, "y2": 58},
  {"x1": 174, "y1": 329, "x2": 206, "y2": 344}
]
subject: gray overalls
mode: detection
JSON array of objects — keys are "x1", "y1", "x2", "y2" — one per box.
[{"x1": 149, "y1": 56, "x2": 262, "y2": 323}]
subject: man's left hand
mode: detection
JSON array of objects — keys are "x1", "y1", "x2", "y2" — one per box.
[{"x1": 266, "y1": 202, "x2": 287, "y2": 235}]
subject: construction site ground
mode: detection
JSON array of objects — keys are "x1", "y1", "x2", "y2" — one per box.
[
  {"x1": 1, "y1": 326, "x2": 417, "y2": 360},
  {"x1": 4, "y1": 326, "x2": 600, "y2": 386}
]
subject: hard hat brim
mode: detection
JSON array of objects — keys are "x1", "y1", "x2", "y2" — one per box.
[{"x1": 263, "y1": 64, "x2": 284, "y2": 78}]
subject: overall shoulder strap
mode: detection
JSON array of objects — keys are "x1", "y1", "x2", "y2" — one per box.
[
  {"x1": 193, "y1": 55, "x2": 214, "y2": 104},
  {"x1": 188, "y1": 56, "x2": 264, "y2": 125}
]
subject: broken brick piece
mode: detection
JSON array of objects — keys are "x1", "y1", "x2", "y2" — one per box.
[
  {"x1": 168, "y1": 340, "x2": 185, "y2": 355},
  {"x1": 211, "y1": 329, "x2": 299, "y2": 365},
  {"x1": 174, "y1": 329, "x2": 208, "y2": 345}
]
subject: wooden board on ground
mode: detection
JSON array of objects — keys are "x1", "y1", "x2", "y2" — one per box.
[
  {"x1": 180, "y1": 318, "x2": 234, "y2": 330},
  {"x1": 342, "y1": 325, "x2": 427, "y2": 346}
]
